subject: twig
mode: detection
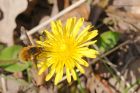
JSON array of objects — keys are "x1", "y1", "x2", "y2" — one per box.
[
  {"x1": 1, "y1": 76, "x2": 7, "y2": 93},
  {"x1": 20, "y1": 27, "x2": 34, "y2": 45},
  {"x1": 93, "y1": 43, "x2": 133, "y2": 92},
  {"x1": 92, "y1": 44, "x2": 117, "y2": 68},
  {"x1": 101, "y1": 59, "x2": 134, "y2": 92},
  {"x1": 90, "y1": 40, "x2": 131, "y2": 65},
  {"x1": 94, "y1": 40, "x2": 137, "y2": 93},
  {"x1": 20, "y1": 0, "x2": 86, "y2": 40}
]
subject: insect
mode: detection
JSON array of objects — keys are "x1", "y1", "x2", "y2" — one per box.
[
  {"x1": 19, "y1": 27, "x2": 48, "y2": 61},
  {"x1": 19, "y1": 27, "x2": 46, "y2": 62},
  {"x1": 19, "y1": 46, "x2": 43, "y2": 62}
]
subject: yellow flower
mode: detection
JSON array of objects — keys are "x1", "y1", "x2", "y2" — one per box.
[{"x1": 36, "y1": 17, "x2": 98, "y2": 85}]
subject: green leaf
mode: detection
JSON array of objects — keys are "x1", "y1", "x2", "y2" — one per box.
[
  {"x1": 0, "y1": 45, "x2": 31, "y2": 72},
  {"x1": 0, "y1": 45, "x2": 22, "y2": 60},
  {"x1": 0, "y1": 44, "x2": 5, "y2": 51},
  {"x1": 97, "y1": 31, "x2": 120, "y2": 52},
  {"x1": 0, "y1": 60, "x2": 18, "y2": 67},
  {"x1": 0, "y1": 45, "x2": 22, "y2": 67},
  {"x1": 4, "y1": 62, "x2": 31, "y2": 72}
]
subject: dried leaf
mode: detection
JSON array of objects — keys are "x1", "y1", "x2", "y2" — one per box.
[
  {"x1": 0, "y1": 0, "x2": 28, "y2": 45},
  {"x1": 60, "y1": 3, "x2": 90, "y2": 21}
]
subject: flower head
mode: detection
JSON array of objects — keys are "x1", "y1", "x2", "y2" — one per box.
[{"x1": 36, "y1": 17, "x2": 98, "y2": 85}]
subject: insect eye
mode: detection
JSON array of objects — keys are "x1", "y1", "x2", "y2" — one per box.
[{"x1": 28, "y1": 47, "x2": 38, "y2": 54}]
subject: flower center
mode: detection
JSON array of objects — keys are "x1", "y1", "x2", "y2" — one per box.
[
  {"x1": 60, "y1": 43, "x2": 67, "y2": 52},
  {"x1": 56, "y1": 39, "x2": 75, "y2": 59}
]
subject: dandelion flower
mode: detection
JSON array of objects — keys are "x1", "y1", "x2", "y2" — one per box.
[{"x1": 36, "y1": 17, "x2": 98, "y2": 85}]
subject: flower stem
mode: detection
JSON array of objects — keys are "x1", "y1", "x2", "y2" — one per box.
[
  {"x1": 27, "y1": 68, "x2": 31, "y2": 83},
  {"x1": 76, "y1": 71, "x2": 85, "y2": 93}
]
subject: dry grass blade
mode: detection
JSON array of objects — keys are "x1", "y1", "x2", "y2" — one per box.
[
  {"x1": 93, "y1": 43, "x2": 134, "y2": 92},
  {"x1": 1, "y1": 76, "x2": 7, "y2": 93},
  {"x1": 90, "y1": 40, "x2": 131, "y2": 65}
]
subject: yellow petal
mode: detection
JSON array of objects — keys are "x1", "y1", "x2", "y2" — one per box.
[
  {"x1": 69, "y1": 59, "x2": 75, "y2": 69},
  {"x1": 76, "y1": 25, "x2": 93, "y2": 42},
  {"x1": 37, "y1": 62, "x2": 44, "y2": 68},
  {"x1": 75, "y1": 63, "x2": 85, "y2": 73},
  {"x1": 44, "y1": 30, "x2": 54, "y2": 41},
  {"x1": 51, "y1": 61, "x2": 58, "y2": 70},
  {"x1": 36, "y1": 41, "x2": 46, "y2": 46},
  {"x1": 59, "y1": 69, "x2": 63, "y2": 81},
  {"x1": 45, "y1": 69, "x2": 55, "y2": 81},
  {"x1": 86, "y1": 30, "x2": 98, "y2": 41},
  {"x1": 71, "y1": 69, "x2": 77, "y2": 80},
  {"x1": 71, "y1": 18, "x2": 84, "y2": 38},
  {"x1": 65, "y1": 18, "x2": 72, "y2": 36},
  {"x1": 51, "y1": 21, "x2": 59, "y2": 36},
  {"x1": 81, "y1": 49, "x2": 99, "y2": 58},
  {"x1": 55, "y1": 61, "x2": 64, "y2": 74},
  {"x1": 66, "y1": 68, "x2": 71, "y2": 83},
  {"x1": 45, "y1": 59, "x2": 55, "y2": 67},
  {"x1": 37, "y1": 52, "x2": 50, "y2": 61},
  {"x1": 73, "y1": 57, "x2": 89, "y2": 67},
  {"x1": 66, "y1": 17, "x2": 76, "y2": 36},
  {"x1": 55, "y1": 62, "x2": 64, "y2": 85},
  {"x1": 65, "y1": 60, "x2": 73, "y2": 70},
  {"x1": 79, "y1": 40, "x2": 97, "y2": 47},
  {"x1": 77, "y1": 30, "x2": 98, "y2": 44},
  {"x1": 45, "y1": 59, "x2": 56, "y2": 81},
  {"x1": 54, "y1": 72, "x2": 60, "y2": 85},
  {"x1": 54, "y1": 68, "x2": 63, "y2": 85},
  {"x1": 38, "y1": 64, "x2": 47, "y2": 75},
  {"x1": 56, "y1": 20, "x2": 63, "y2": 35}
]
